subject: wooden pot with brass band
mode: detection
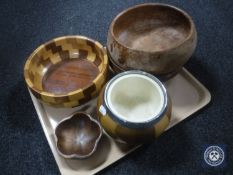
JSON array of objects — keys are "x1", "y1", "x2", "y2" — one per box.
[{"x1": 97, "y1": 70, "x2": 171, "y2": 144}]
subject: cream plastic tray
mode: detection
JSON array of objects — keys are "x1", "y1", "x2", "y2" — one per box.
[{"x1": 29, "y1": 68, "x2": 211, "y2": 175}]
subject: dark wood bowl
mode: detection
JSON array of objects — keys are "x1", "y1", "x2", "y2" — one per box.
[
  {"x1": 107, "y1": 3, "x2": 197, "y2": 78},
  {"x1": 55, "y1": 112, "x2": 102, "y2": 159}
]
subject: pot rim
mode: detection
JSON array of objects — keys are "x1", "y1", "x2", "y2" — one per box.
[
  {"x1": 109, "y1": 3, "x2": 196, "y2": 54},
  {"x1": 103, "y1": 70, "x2": 168, "y2": 129}
]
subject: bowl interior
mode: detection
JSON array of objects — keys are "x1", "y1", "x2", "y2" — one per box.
[
  {"x1": 25, "y1": 36, "x2": 105, "y2": 95},
  {"x1": 107, "y1": 73, "x2": 165, "y2": 123},
  {"x1": 112, "y1": 4, "x2": 192, "y2": 52},
  {"x1": 55, "y1": 113, "x2": 102, "y2": 158}
]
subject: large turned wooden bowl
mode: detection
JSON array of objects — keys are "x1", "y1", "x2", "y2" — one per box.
[
  {"x1": 107, "y1": 3, "x2": 197, "y2": 79},
  {"x1": 24, "y1": 36, "x2": 108, "y2": 107}
]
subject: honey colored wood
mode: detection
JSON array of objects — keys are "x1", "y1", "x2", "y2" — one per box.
[
  {"x1": 107, "y1": 3, "x2": 197, "y2": 77},
  {"x1": 24, "y1": 36, "x2": 108, "y2": 107},
  {"x1": 43, "y1": 59, "x2": 99, "y2": 95}
]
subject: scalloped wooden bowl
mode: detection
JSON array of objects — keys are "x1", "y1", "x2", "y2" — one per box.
[
  {"x1": 55, "y1": 112, "x2": 102, "y2": 159},
  {"x1": 24, "y1": 36, "x2": 108, "y2": 107}
]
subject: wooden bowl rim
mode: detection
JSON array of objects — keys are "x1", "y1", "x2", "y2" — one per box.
[
  {"x1": 24, "y1": 35, "x2": 108, "y2": 98},
  {"x1": 109, "y1": 3, "x2": 196, "y2": 53},
  {"x1": 55, "y1": 112, "x2": 102, "y2": 159}
]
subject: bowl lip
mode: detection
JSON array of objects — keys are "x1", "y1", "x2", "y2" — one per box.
[
  {"x1": 102, "y1": 70, "x2": 168, "y2": 129},
  {"x1": 54, "y1": 112, "x2": 103, "y2": 159},
  {"x1": 109, "y1": 3, "x2": 196, "y2": 53},
  {"x1": 24, "y1": 35, "x2": 108, "y2": 98}
]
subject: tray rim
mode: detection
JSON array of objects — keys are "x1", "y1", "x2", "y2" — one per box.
[
  {"x1": 29, "y1": 67, "x2": 211, "y2": 175},
  {"x1": 166, "y1": 68, "x2": 211, "y2": 128}
]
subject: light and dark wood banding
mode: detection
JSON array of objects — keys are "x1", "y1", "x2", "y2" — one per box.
[{"x1": 24, "y1": 36, "x2": 108, "y2": 107}]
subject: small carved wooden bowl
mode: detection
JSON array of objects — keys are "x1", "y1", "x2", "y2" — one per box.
[
  {"x1": 55, "y1": 112, "x2": 102, "y2": 159},
  {"x1": 107, "y1": 3, "x2": 197, "y2": 78},
  {"x1": 24, "y1": 36, "x2": 108, "y2": 107}
]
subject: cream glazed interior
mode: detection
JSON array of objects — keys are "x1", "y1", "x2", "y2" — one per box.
[{"x1": 107, "y1": 73, "x2": 166, "y2": 123}]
